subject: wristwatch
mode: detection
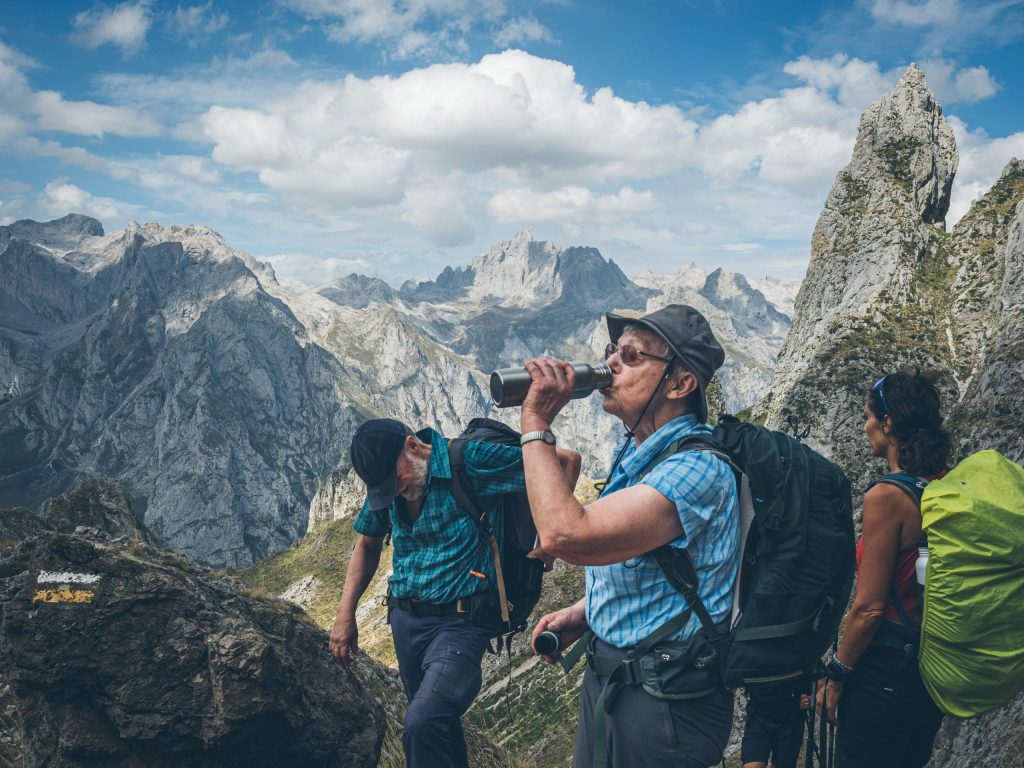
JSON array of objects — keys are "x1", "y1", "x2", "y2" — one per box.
[
  {"x1": 825, "y1": 654, "x2": 855, "y2": 681},
  {"x1": 520, "y1": 429, "x2": 556, "y2": 447}
]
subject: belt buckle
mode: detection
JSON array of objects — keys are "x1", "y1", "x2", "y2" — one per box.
[{"x1": 456, "y1": 598, "x2": 470, "y2": 614}]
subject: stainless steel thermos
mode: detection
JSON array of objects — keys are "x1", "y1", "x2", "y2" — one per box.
[{"x1": 489, "y1": 362, "x2": 612, "y2": 408}]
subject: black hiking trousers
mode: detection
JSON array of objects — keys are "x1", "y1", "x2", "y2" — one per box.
[{"x1": 835, "y1": 645, "x2": 943, "y2": 768}]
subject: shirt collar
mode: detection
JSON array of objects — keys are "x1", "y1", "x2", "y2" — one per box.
[
  {"x1": 418, "y1": 427, "x2": 451, "y2": 481},
  {"x1": 618, "y1": 413, "x2": 702, "y2": 481}
]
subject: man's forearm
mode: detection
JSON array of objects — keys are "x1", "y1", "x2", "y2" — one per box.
[{"x1": 336, "y1": 538, "x2": 383, "y2": 618}]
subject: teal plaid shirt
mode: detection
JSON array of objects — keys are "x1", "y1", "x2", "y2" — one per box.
[{"x1": 353, "y1": 427, "x2": 525, "y2": 603}]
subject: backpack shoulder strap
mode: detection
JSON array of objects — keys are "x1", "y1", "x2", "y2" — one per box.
[
  {"x1": 874, "y1": 472, "x2": 929, "y2": 505},
  {"x1": 448, "y1": 436, "x2": 483, "y2": 524}
]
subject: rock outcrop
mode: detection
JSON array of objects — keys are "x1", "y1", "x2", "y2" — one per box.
[
  {"x1": 0, "y1": 529, "x2": 384, "y2": 767},
  {"x1": 758, "y1": 65, "x2": 1024, "y2": 767},
  {"x1": 0, "y1": 479, "x2": 149, "y2": 543}
]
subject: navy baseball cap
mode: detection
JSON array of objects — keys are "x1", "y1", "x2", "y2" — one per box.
[
  {"x1": 350, "y1": 418, "x2": 414, "y2": 511},
  {"x1": 606, "y1": 304, "x2": 725, "y2": 423}
]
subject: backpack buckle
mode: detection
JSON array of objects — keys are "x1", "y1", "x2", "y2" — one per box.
[{"x1": 620, "y1": 659, "x2": 643, "y2": 686}]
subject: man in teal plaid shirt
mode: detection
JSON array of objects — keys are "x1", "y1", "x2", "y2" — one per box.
[{"x1": 329, "y1": 418, "x2": 580, "y2": 768}]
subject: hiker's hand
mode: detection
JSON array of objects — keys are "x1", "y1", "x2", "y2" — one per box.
[
  {"x1": 816, "y1": 678, "x2": 842, "y2": 725},
  {"x1": 532, "y1": 602, "x2": 588, "y2": 663},
  {"x1": 799, "y1": 693, "x2": 811, "y2": 710},
  {"x1": 329, "y1": 615, "x2": 358, "y2": 667},
  {"x1": 521, "y1": 356, "x2": 576, "y2": 432}
]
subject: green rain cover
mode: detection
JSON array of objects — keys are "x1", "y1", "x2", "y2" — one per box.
[{"x1": 919, "y1": 450, "x2": 1024, "y2": 718}]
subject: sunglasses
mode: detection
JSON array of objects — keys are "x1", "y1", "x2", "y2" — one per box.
[
  {"x1": 873, "y1": 375, "x2": 892, "y2": 415},
  {"x1": 604, "y1": 342, "x2": 673, "y2": 366}
]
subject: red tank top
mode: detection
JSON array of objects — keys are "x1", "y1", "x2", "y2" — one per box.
[{"x1": 855, "y1": 470, "x2": 946, "y2": 625}]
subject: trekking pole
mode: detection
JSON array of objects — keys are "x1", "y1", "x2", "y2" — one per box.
[{"x1": 806, "y1": 679, "x2": 817, "y2": 768}]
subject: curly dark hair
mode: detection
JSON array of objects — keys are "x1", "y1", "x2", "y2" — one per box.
[{"x1": 866, "y1": 370, "x2": 952, "y2": 477}]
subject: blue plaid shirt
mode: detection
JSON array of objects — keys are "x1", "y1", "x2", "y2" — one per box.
[
  {"x1": 586, "y1": 414, "x2": 740, "y2": 648},
  {"x1": 353, "y1": 428, "x2": 525, "y2": 603}
]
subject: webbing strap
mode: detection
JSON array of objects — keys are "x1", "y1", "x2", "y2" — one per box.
[
  {"x1": 733, "y1": 613, "x2": 816, "y2": 642},
  {"x1": 485, "y1": 524, "x2": 511, "y2": 625},
  {"x1": 592, "y1": 672, "x2": 624, "y2": 768},
  {"x1": 560, "y1": 630, "x2": 593, "y2": 673},
  {"x1": 650, "y1": 546, "x2": 719, "y2": 639},
  {"x1": 588, "y1": 605, "x2": 694, "y2": 768}
]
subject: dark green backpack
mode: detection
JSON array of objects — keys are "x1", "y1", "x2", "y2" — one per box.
[{"x1": 646, "y1": 415, "x2": 856, "y2": 688}]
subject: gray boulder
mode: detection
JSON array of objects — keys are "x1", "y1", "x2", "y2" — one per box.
[{"x1": 0, "y1": 530, "x2": 384, "y2": 767}]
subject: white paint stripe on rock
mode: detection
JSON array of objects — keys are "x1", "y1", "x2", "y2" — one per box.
[{"x1": 37, "y1": 571, "x2": 102, "y2": 584}]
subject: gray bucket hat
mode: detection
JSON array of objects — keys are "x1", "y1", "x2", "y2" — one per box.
[{"x1": 606, "y1": 304, "x2": 725, "y2": 423}]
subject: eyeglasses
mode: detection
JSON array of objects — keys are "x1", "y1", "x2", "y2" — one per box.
[
  {"x1": 873, "y1": 375, "x2": 892, "y2": 415},
  {"x1": 604, "y1": 342, "x2": 673, "y2": 366}
]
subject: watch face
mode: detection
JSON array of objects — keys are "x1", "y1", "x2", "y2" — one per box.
[{"x1": 541, "y1": 430, "x2": 556, "y2": 445}]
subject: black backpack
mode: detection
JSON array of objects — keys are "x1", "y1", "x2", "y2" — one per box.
[
  {"x1": 643, "y1": 414, "x2": 856, "y2": 688},
  {"x1": 448, "y1": 417, "x2": 545, "y2": 641}
]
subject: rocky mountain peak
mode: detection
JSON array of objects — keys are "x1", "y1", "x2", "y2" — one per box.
[
  {"x1": 0, "y1": 214, "x2": 104, "y2": 254},
  {"x1": 854, "y1": 62, "x2": 957, "y2": 225},
  {"x1": 765, "y1": 64, "x2": 958, "y2": 413}
]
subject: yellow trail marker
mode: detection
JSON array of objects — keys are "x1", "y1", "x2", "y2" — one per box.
[{"x1": 32, "y1": 588, "x2": 95, "y2": 604}]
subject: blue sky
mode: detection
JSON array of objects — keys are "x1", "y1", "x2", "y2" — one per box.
[{"x1": 2, "y1": 1, "x2": 1023, "y2": 286}]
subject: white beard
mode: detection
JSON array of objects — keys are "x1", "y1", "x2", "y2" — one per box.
[{"x1": 400, "y1": 453, "x2": 429, "y2": 502}]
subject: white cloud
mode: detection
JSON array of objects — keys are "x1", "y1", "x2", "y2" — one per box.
[
  {"x1": 197, "y1": 51, "x2": 697, "y2": 213},
  {"x1": 917, "y1": 59, "x2": 1001, "y2": 104},
  {"x1": 0, "y1": 41, "x2": 162, "y2": 141},
  {"x1": 783, "y1": 54, "x2": 895, "y2": 110},
  {"x1": 70, "y1": 2, "x2": 153, "y2": 58},
  {"x1": 0, "y1": 179, "x2": 137, "y2": 226},
  {"x1": 14, "y1": 137, "x2": 110, "y2": 171},
  {"x1": 166, "y1": 2, "x2": 229, "y2": 46},
  {"x1": 494, "y1": 16, "x2": 555, "y2": 47},
  {"x1": 282, "y1": 0, "x2": 558, "y2": 59},
  {"x1": 263, "y1": 250, "x2": 379, "y2": 285},
  {"x1": 946, "y1": 116, "x2": 1024, "y2": 226},
  {"x1": 870, "y1": 0, "x2": 960, "y2": 27},
  {"x1": 31, "y1": 90, "x2": 162, "y2": 138},
  {"x1": 869, "y1": 0, "x2": 1024, "y2": 52},
  {"x1": 401, "y1": 183, "x2": 477, "y2": 246}
]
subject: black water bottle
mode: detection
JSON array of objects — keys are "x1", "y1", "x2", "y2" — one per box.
[
  {"x1": 533, "y1": 630, "x2": 561, "y2": 656},
  {"x1": 489, "y1": 362, "x2": 613, "y2": 408}
]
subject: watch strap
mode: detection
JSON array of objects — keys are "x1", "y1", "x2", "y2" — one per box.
[{"x1": 520, "y1": 429, "x2": 556, "y2": 446}]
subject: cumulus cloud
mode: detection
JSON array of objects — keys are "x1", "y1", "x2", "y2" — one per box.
[
  {"x1": 31, "y1": 90, "x2": 162, "y2": 138},
  {"x1": 494, "y1": 16, "x2": 555, "y2": 47},
  {"x1": 919, "y1": 60, "x2": 1000, "y2": 103},
  {"x1": 0, "y1": 179, "x2": 137, "y2": 226},
  {"x1": 166, "y1": 2, "x2": 229, "y2": 46},
  {"x1": 946, "y1": 116, "x2": 1024, "y2": 226},
  {"x1": 281, "y1": 0, "x2": 555, "y2": 59},
  {"x1": 70, "y1": 2, "x2": 153, "y2": 58},
  {"x1": 0, "y1": 39, "x2": 162, "y2": 140},
  {"x1": 262, "y1": 250, "x2": 381, "y2": 285},
  {"x1": 869, "y1": 0, "x2": 1024, "y2": 51},
  {"x1": 488, "y1": 185, "x2": 653, "y2": 224}
]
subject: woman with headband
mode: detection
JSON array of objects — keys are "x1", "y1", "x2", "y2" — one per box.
[{"x1": 818, "y1": 371, "x2": 952, "y2": 768}]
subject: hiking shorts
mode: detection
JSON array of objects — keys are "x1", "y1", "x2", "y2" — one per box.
[{"x1": 740, "y1": 709, "x2": 805, "y2": 768}]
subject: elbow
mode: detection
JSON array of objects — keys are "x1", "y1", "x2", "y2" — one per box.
[
  {"x1": 537, "y1": 529, "x2": 579, "y2": 564},
  {"x1": 849, "y1": 602, "x2": 886, "y2": 630}
]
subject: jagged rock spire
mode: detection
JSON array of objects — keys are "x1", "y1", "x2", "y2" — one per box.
[{"x1": 765, "y1": 64, "x2": 958, "y2": 428}]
